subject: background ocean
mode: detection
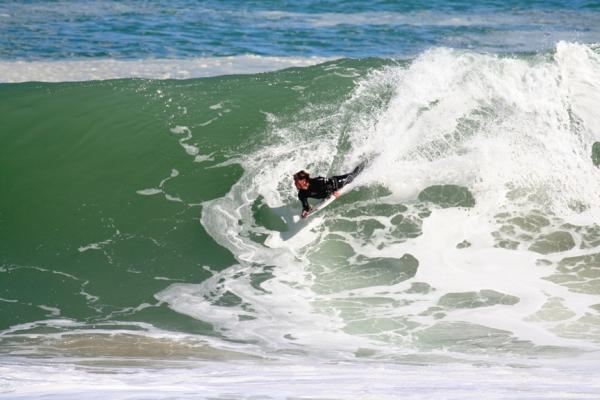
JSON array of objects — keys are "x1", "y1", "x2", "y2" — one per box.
[{"x1": 2, "y1": 1, "x2": 600, "y2": 399}]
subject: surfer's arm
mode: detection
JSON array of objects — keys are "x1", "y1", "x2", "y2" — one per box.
[{"x1": 299, "y1": 192, "x2": 312, "y2": 215}]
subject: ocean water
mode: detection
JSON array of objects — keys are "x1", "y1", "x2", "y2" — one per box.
[{"x1": 2, "y1": 1, "x2": 600, "y2": 399}]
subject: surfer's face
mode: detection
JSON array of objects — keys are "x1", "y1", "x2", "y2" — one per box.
[{"x1": 294, "y1": 178, "x2": 309, "y2": 190}]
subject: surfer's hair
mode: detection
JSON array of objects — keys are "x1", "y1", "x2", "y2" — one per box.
[{"x1": 293, "y1": 170, "x2": 310, "y2": 181}]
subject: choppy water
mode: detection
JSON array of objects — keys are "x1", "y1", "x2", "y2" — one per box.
[
  {"x1": 2, "y1": 0, "x2": 600, "y2": 60},
  {"x1": 2, "y1": 1, "x2": 600, "y2": 399},
  {"x1": 2, "y1": 0, "x2": 600, "y2": 82}
]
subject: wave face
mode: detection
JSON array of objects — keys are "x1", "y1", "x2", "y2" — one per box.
[{"x1": 3, "y1": 43, "x2": 600, "y2": 397}]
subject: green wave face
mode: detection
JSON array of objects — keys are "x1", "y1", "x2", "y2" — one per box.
[{"x1": 0, "y1": 59, "x2": 388, "y2": 332}]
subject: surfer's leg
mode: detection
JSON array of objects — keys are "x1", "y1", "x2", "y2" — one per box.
[
  {"x1": 332, "y1": 162, "x2": 367, "y2": 190},
  {"x1": 351, "y1": 161, "x2": 366, "y2": 176},
  {"x1": 335, "y1": 165, "x2": 362, "y2": 186},
  {"x1": 331, "y1": 173, "x2": 352, "y2": 190}
]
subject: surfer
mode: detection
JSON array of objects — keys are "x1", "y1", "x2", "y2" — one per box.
[{"x1": 293, "y1": 162, "x2": 365, "y2": 218}]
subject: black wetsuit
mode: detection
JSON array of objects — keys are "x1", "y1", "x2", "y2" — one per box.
[{"x1": 297, "y1": 163, "x2": 365, "y2": 212}]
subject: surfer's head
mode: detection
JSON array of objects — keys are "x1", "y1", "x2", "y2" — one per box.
[{"x1": 293, "y1": 170, "x2": 310, "y2": 190}]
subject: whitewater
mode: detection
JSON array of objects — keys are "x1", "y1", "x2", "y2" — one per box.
[{"x1": 188, "y1": 41, "x2": 600, "y2": 356}]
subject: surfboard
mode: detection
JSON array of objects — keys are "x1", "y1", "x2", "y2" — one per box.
[
  {"x1": 269, "y1": 190, "x2": 349, "y2": 247},
  {"x1": 292, "y1": 183, "x2": 352, "y2": 223}
]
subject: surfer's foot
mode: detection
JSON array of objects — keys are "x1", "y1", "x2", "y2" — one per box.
[
  {"x1": 351, "y1": 161, "x2": 367, "y2": 176},
  {"x1": 333, "y1": 191, "x2": 340, "y2": 198}
]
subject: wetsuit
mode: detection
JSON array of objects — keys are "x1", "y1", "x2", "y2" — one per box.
[{"x1": 297, "y1": 163, "x2": 365, "y2": 212}]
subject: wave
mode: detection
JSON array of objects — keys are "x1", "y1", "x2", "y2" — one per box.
[
  {"x1": 157, "y1": 41, "x2": 600, "y2": 362},
  {"x1": 2, "y1": 43, "x2": 600, "y2": 389}
]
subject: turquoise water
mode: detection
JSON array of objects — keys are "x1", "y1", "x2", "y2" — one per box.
[
  {"x1": 1, "y1": 0, "x2": 600, "y2": 59},
  {"x1": 2, "y1": 1, "x2": 600, "y2": 399}
]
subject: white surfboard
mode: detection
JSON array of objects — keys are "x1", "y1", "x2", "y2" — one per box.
[{"x1": 265, "y1": 184, "x2": 353, "y2": 248}]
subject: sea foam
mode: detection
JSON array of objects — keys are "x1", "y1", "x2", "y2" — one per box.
[{"x1": 0, "y1": 56, "x2": 330, "y2": 83}]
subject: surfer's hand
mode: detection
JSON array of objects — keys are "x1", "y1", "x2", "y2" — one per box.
[
  {"x1": 333, "y1": 191, "x2": 340, "y2": 199},
  {"x1": 301, "y1": 210, "x2": 310, "y2": 219}
]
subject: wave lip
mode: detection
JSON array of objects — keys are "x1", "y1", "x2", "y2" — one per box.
[{"x1": 0, "y1": 55, "x2": 332, "y2": 83}]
